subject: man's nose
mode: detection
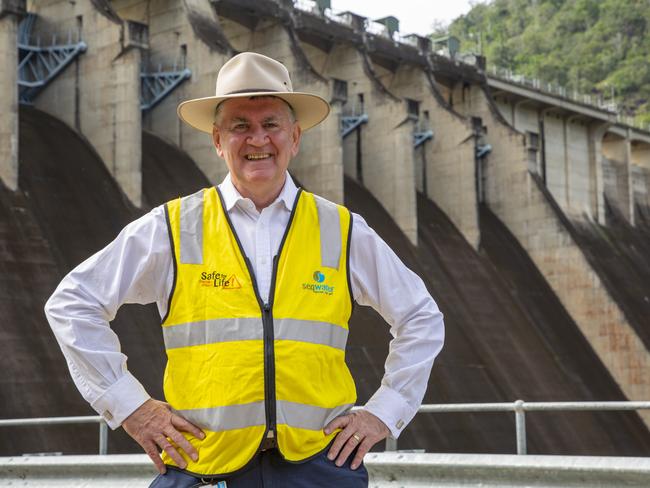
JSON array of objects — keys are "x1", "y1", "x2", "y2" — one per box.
[{"x1": 247, "y1": 125, "x2": 270, "y2": 146}]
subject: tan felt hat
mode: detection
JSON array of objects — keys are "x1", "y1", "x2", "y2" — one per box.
[{"x1": 177, "y1": 52, "x2": 330, "y2": 133}]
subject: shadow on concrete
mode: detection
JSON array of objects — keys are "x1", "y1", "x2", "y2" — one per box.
[
  {"x1": 569, "y1": 200, "x2": 650, "y2": 351},
  {"x1": 1, "y1": 106, "x2": 165, "y2": 456},
  {"x1": 142, "y1": 130, "x2": 211, "y2": 209},
  {"x1": 478, "y1": 203, "x2": 650, "y2": 455}
]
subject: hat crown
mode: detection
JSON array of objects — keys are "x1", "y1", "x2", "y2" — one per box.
[{"x1": 215, "y1": 52, "x2": 293, "y2": 96}]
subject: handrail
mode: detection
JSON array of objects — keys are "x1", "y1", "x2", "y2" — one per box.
[
  {"x1": 0, "y1": 415, "x2": 108, "y2": 455},
  {"x1": 2, "y1": 400, "x2": 649, "y2": 456},
  {"x1": 358, "y1": 400, "x2": 650, "y2": 453}
]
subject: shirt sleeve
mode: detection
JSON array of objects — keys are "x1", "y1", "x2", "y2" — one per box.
[
  {"x1": 349, "y1": 213, "x2": 445, "y2": 438},
  {"x1": 43, "y1": 205, "x2": 173, "y2": 429}
]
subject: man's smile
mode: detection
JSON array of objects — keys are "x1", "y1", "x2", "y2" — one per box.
[{"x1": 245, "y1": 153, "x2": 272, "y2": 160}]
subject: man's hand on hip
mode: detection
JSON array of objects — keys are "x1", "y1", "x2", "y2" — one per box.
[
  {"x1": 323, "y1": 409, "x2": 390, "y2": 470},
  {"x1": 122, "y1": 398, "x2": 205, "y2": 474}
]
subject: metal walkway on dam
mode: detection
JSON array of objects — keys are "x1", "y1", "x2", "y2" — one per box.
[{"x1": 2, "y1": 106, "x2": 649, "y2": 462}]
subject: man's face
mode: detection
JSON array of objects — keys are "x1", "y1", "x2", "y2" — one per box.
[{"x1": 212, "y1": 97, "x2": 301, "y2": 193}]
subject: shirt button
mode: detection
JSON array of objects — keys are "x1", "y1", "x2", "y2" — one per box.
[
  {"x1": 103, "y1": 411, "x2": 114, "y2": 421},
  {"x1": 396, "y1": 419, "x2": 404, "y2": 429}
]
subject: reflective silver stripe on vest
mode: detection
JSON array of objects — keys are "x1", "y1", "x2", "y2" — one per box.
[
  {"x1": 163, "y1": 318, "x2": 262, "y2": 350},
  {"x1": 314, "y1": 195, "x2": 342, "y2": 270},
  {"x1": 175, "y1": 401, "x2": 266, "y2": 432},
  {"x1": 275, "y1": 318, "x2": 348, "y2": 351},
  {"x1": 180, "y1": 189, "x2": 205, "y2": 265},
  {"x1": 276, "y1": 400, "x2": 353, "y2": 431},
  {"x1": 163, "y1": 318, "x2": 346, "y2": 351}
]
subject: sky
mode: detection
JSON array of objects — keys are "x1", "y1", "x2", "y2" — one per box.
[{"x1": 330, "y1": 0, "x2": 479, "y2": 36}]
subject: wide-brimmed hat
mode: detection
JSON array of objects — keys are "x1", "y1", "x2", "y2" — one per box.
[{"x1": 177, "y1": 52, "x2": 330, "y2": 133}]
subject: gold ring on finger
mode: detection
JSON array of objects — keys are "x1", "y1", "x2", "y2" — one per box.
[{"x1": 352, "y1": 433, "x2": 362, "y2": 443}]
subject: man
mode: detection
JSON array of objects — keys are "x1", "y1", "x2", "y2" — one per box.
[{"x1": 45, "y1": 52, "x2": 444, "y2": 487}]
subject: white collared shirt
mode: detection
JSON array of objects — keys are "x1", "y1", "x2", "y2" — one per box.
[{"x1": 44, "y1": 173, "x2": 444, "y2": 438}]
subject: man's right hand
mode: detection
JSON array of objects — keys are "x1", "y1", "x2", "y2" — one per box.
[{"x1": 122, "y1": 398, "x2": 205, "y2": 474}]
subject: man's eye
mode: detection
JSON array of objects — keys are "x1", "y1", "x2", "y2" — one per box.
[
  {"x1": 233, "y1": 124, "x2": 248, "y2": 131},
  {"x1": 264, "y1": 122, "x2": 279, "y2": 129}
]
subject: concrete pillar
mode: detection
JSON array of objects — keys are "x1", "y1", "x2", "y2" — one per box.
[
  {"x1": 289, "y1": 94, "x2": 343, "y2": 204},
  {"x1": 388, "y1": 62, "x2": 478, "y2": 248},
  {"x1": 562, "y1": 115, "x2": 572, "y2": 211},
  {"x1": 630, "y1": 140, "x2": 650, "y2": 221},
  {"x1": 112, "y1": 44, "x2": 143, "y2": 207},
  {"x1": 587, "y1": 122, "x2": 609, "y2": 224},
  {"x1": 25, "y1": 1, "x2": 145, "y2": 206},
  {"x1": 299, "y1": 41, "x2": 418, "y2": 243},
  {"x1": 539, "y1": 109, "x2": 568, "y2": 209},
  {"x1": 0, "y1": 2, "x2": 25, "y2": 190},
  {"x1": 602, "y1": 131, "x2": 634, "y2": 224},
  {"x1": 624, "y1": 129, "x2": 635, "y2": 226},
  {"x1": 249, "y1": 17, "x2": 343, "y2": 203},
  {"x1": 452, "y1": 82, "x2": 650, "y2": 426},
  {"x1": 111, "y1": 0, "x2": 231, "y2": 186}
]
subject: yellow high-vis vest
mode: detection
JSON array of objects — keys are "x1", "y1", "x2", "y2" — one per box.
[{"x1": 160, "y1": 186, "x2": 356, "y2": 477}]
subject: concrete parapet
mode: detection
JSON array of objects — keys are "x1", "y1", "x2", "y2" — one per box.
[
  {"x1": 452, "y1": 82, "x2": 650, "y2": 426},
  {"x1": 0, "y1": 4, "x2": 22, "y2": 190},
  {"x1": 387, "y1": 62, "x2": 478, "y2": 248},
  {"x1": 366, "y1": 452, "x2": 650, "y2": 488},
  {"x1": 26, "y1": 1, "x2": 144, "y2": 206},
  {"x1": 3, "y1": 453, "x2": 650, "y2": 487}
]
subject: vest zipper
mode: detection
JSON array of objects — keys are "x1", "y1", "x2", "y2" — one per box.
[
  {"x1": 243, "y1": 256, "x2": 275, "y2": 438},
  {"x1": 262, "y1": 300, "x2": 275, "y2": 435}
]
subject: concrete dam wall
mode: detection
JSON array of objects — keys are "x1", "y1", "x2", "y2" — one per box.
[{"x1": 1, "y1": 0, "x2": 649, "y2": 457}]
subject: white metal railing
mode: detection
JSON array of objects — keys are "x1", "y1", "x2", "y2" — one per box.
[
  {"x1": 487, "y1": 65, "x2": 617, "y2": 112},
  {"x1": 365, "y1": 20, "x2": 391, "y2": 38},
  {"x1": 293, "y1": 0, "x2": 320, "y2": 15},
  {"x1": 367, "y1": 400, "x2": 650, "y2": 453},
  {"x1": 2, "y1": 400, "x2": 649, "y2": 456},
  {"x1": 487, "y1": 65, "x2": 650, "y2": 132},
  {"x1": 0, "y1": 415, "x2": 109, "y2": 455}
]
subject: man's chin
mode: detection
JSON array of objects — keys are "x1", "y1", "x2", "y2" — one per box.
[{"x1": 244, "y1": 171, "x2": 275, "y2": 182}]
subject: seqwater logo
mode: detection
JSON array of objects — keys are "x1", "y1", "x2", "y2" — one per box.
[{"x1": 302, "y1": 270, "x2": 334, "y2": 295}]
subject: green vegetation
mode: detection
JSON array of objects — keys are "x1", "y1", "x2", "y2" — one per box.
[{"x1": 442, "y1": 0, "x2": 650, "y2": 125}]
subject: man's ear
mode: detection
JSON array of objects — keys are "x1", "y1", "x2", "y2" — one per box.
[
  {"x1": 212, "y1": 124, "x2": 224, "y2": 157},
  {"x1": 291, "y1": 123, "x2": 302, "y2": 157}
]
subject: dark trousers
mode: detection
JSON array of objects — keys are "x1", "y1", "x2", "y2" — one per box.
[{"x1": 149, "y1": 447, "x2": 369, "y2": 488}]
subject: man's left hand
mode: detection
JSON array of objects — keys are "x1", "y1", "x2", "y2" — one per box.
[{"x1": 323, "y1": 410, "x2": 390, "y2": 470}]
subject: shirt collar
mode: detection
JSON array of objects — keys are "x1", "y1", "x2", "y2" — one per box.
[{"x1": 218, "y1": 172, "x2": 298, "y2": 212}]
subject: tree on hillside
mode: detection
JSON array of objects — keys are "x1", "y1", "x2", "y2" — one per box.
[{"x1": 444, "y1": 0, "x2": 650, "y2": 124}]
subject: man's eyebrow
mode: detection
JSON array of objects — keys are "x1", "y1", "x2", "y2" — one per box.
[
  {"x1": 262, "y1": 116, "x2": 280, "y2": 123},
  {"x1": 229, "y1": 116, "x2": 249, "y2": 124}
]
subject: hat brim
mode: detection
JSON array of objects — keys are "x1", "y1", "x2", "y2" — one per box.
[{"x1": 177, "y1": 92, "x2": 330, "y2": 133}]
